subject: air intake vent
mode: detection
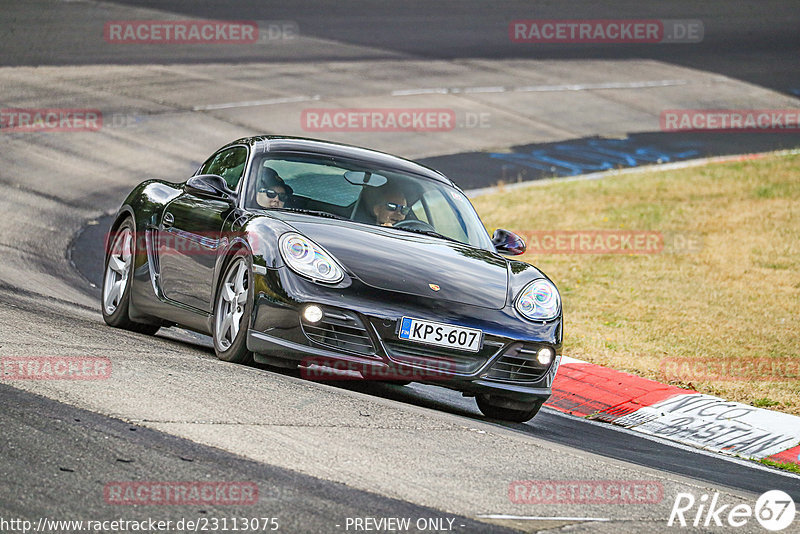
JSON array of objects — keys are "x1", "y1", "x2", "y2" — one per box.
[
  {"x1": 382, "y1": 339, "x2": 504, "y2": 375},
  {"x1": 301, "y1": 307, "x2": 376, "y2": 356},
  {"x1": 485, "y1": 343, "x2": 551, "y2": 382}
]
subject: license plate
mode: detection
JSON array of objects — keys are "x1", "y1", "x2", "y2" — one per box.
[{"x1": 398, "y1": 317, "x2": 482, "y2": 352}]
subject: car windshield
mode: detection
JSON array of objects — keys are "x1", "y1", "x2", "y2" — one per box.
[{"x1": 244, "y1": 154, "x2": 495, "y2": 250}]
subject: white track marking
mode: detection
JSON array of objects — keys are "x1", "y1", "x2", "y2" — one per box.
[
  {"x1": 391, "y1": 88, "x2": 450, "y2": 96},
  {"x1": 192, "y1": 95, "x2": 320, "y2": 111},
  {"x1": 391, "y1": 79, "x2": 687, "y2": 97},
  {"x1": 514, "y1": 79, "x2": 688, "y2": 92},
  {"x1": 477, "y1": 514, "x2": 610, "y2": 522},
  {"x1": 198, "y1": 80, "x2": 687, "y2": 110},
  {"x1": 462, "y1": 86, "x2": 507, "y2": 94}
]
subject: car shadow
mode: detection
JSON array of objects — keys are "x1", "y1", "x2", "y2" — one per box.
[{"x1": 152, "y1": 326, "x2": 538, "y2": 429}]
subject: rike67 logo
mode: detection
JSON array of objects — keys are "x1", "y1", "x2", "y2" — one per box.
[{"x1": 668, "y1": 490, "x2": 796, "y2": 531}]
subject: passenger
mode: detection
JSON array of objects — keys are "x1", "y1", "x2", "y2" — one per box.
[{"x1": 256, "y1": 168, "x2": 292, "y2": 209}]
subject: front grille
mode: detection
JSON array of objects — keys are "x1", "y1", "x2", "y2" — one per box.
[
  {"x1": 301, "y1": 308, "x2": 376, "y2": 356},
  {"x1": 382, "y1": 339, "x2": 504, "y2": 375},
  {"x1": 485, "y1": 343, "x2": 551, "y2": 382}
]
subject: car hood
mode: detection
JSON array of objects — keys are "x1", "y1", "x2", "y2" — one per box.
[{"x1": 280, "y1": 216, "x2": 510, "y2": 309}]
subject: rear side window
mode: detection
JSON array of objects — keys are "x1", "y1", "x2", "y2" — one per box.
[{"x1": 200, "y1": 147, "x2": 248, "y2": 190}]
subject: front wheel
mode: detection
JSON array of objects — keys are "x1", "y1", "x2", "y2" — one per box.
[
  {"x1": 101, "y1": 218, "x2": 160, "y2": 335},
  {"x1": 213, "y1": 251, "x2": 254, "y2": 364},
  {"x1": 476, "y1": 394, "x2": 543, "y2": 423}
]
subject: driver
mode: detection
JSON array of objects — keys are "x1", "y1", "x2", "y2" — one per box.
[
  {"x1": 365, "y1": 183, "x2": 410, "y2": 226},
  {"x1": 256, "y1": 168, "x2": 292, "y2": 209}
]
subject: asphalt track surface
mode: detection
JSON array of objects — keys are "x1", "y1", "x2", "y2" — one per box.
[
  {"x1": 2, "y1": 1, "x2": 800, "y2": 533},
  {"x1": 422, "y1": 132, "x2": 800, "y2": 189},
  {"x1": 4, "y1": 1, "x2": 799, "y2": 98},
  {"x1": 72, "y1": 213, "x2": 800, "y2": 504},
  {"x1": 0, "y1": 384, "x2": 517, "y2": 533}
]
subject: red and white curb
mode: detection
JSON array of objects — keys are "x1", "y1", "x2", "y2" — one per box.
[
  {"x1": 465, "y1": 149, "x2": 800, "y2": 469},
  {"x1": 545, "y1": 356, "x2": 800, "y2": 469}
]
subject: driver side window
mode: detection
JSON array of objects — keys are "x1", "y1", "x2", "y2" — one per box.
[{"x1": 200, "y1": 147, "x2": 248, "y2": 190}]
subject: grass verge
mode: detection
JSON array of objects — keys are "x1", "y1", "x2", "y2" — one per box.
[
  {"x1": 472, "y1": 152, "x2": 800, "y2": 416},
  {"x1": 759, "y1": 458, "x2": 800, "y2": 475}
]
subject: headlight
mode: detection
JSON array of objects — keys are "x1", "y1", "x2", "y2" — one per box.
[
  {"x1": 279, "y1": 233, "x2": 344, "y2": 283},
  {"x1": 515, "y1": 279, "x2": 560, "y2": 321}
]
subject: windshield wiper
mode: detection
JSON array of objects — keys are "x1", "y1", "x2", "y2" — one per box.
[
  {"x1": 393, "y1": 226, "x2": 461, "y2": 244},
  {"x1": 273, "y1": 207, "x2": 349, "y2": 220}
]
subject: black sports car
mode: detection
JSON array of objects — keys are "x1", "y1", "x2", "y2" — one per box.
[{"x1": 102, "y1": 136, "x2": 562, "y2": 422}]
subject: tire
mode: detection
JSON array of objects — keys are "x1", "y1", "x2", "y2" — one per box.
[
  {"x1": 375, "y1": 380, "x2": 411, "y2": 386},
  {"x1": 212, "y1": 250, "x2": 254, "y2": 364},
  {"x1": 476, "y1": 394, "x2": 543, "y2": 423},
  {"x1": 101, "y1": 217, "x2": 160, "y2": 335}
]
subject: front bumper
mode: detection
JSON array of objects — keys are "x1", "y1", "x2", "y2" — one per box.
[{"x1": 247, "y1": 267, "x2": 562, "y2": 402}]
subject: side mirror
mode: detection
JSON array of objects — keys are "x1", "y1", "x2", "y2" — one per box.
[
  {"x1": 492, "y1": 229, "x2": 526, "y2": 256},
  {"x1": 185, "y1": 174, "x2": 236, "y2": 204}
]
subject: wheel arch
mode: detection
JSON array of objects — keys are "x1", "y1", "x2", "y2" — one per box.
[
  {"x1": 209, "y1": 239, "x2": 256, "y2": 337},
  {"x1": 104, "y1": 206, "x2": 136, "y2": 258},
  {"x1": 106, "y1": 180, "x2": 182, "y2": 326},
  {"x1": 211, "y1": 239, "x2": 254, "y2": 315}
]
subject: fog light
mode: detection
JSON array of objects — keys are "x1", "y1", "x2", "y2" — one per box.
[
  {"x1": 537, "y1": 347, "x2": 554, "y2": 365},
  {"x1": 303, "y1": 305, "x2": 323, "y2": 323}
]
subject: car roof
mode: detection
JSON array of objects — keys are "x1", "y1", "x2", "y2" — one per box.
[{"x1": 222, "y1": 135, "x2": 456, "y2": 187}]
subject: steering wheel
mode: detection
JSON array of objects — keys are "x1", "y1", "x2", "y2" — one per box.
[{"x1": 393, "y1": 219, "x2": 436, "y2": 232}]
